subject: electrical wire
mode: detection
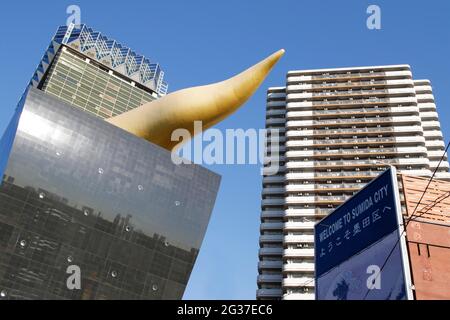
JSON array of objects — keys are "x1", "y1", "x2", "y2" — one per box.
[{"x1": 361, "y1": 141, "x2": 450, "y2": 299}]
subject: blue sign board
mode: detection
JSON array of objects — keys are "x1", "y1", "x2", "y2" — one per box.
[
  {"x1": 315, "y1": 168, "x2": 400, "y2": 277},
  {"x1": 316, "y1": 230, "x2": 406, "y2": 300}
]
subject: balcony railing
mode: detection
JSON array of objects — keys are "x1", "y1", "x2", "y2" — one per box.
[
  {"x1": 309, "y1": 137, "x2": 398, "y2": 146},
  {"x1": 286, "y1": 182, "x2": 367, "y2": 190},
  {"x1": 310, "y1": 89, "x2": 391, "y2": 97},
  {"x1": 309, "y1": 106, "x2": 415, "y2": 116},
  {"x1": 310, "y1": 106, "x2": 390, "y2": 115},
  {"x1": 288, "y1": 126, "x2": 423, "y2": 138},
  {"x1": 311, "y1": 71, "x2": 386, "y2": 80},
  {"x1": 317, "y1": 183, "x2": 367, "y2": 190},
  {"x1": 311, "y1": 117, "x2": 398, "y2": 125},
  {"x1": 285, "y1": 208, "x2": 334, "y2": 216},
  {"x1": 311, "y1": 98, "x2": 391, "y2": 106},
  {"x1": 312, "y1": 147, "x2": 399, "y2": 155},
  {"x1": 301, "y1": 158, "x2": 424, "y2": 167},
  {"x1": 309, "y1": 79, "x2": 388, "y2": 88},
  {"x1": 312, "y1": 170, "x2": 381, "y2": 178},
  {"x1": 311, "y1": 127, "x2": 395, "y2": 135},
  {"x1": 314, "y1": 195, "x2": 349, "y2": 201}
]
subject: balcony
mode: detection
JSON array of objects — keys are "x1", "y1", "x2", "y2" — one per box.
[
  {"x1": 285, "y1": 195, "x2": 349, "y2": 205},
  {"x1": 283, "y1": 221, "x2": 316, "y2": 230},
  {"x1": 267, "y1": 100, "x2": 286, "y2": 108},
  {"x1": 286, "y1": 125, "x2": 423, "y2": 138},
  {"x1": 286, "y1": 106, "x2": 418, "y2": 119},
  {"x1": 428, "y1": 150, "x2": 448, "y2": 158},
  {"x1": 421, "y1": 121, "x2": 441, "y2": 129},
  {"x1": 286, "y1": 115, "x2": 421, "y2": 128},
  {"x1": 259, "y1": 247, "x2": 284, "y2": 256},
  {"x1": 314, "y1": 170, "x2": 379, "y2": 178},
  {"x1": 261, "y1": 167, "x2": 286, "y2": 177},
  {"x1": 257, "y1": 274, "x2": 283, "y2": 284},
  {"x1": 262, "y1": 187, "x2": 285, "y2": 195},
  {"x1": 283, "y1": 277, "x2": 315, "y2": 287},
  {"x1": 288, "y1": 69, "x2": 411, "y2": 81},
  {"x1": 429, "y1": 160, "x2": 449, "y2": 169},
  {"x1": 397, "y1": 169, "x2": 431, "y2": 176},
  {"x1": 260, "y1": 222, "x2": 284, "y2": 231},
  {"x1": 283, "y1": 292, "x2": 315, "y2": 300},
  {"x1": 286, "y1": 158, "x2": 428, "y2": 169},
  {"x1": 414, "y1": 85, "x2": 432, "y2": 93},
  {"x1": 283, "y1": 262, "x2": 315, "y2": 273},
  {"x1": 266, "y1": 118, "x2": 285, "y2": 126},
  {"x1": 418, "y1": 103, "x2": 436, "y2": 111},
  {"x1": 283, "y1": 248, "x2": 315, "y2": 257},
  {"x1": 261, "y1": 210, "x2": 284, "y2": 218},
  {"x1": 423, "y1": 131, "x2": 443, "y2": 138},
  {"x1": 261, "y1": 198, "x2": 284, "y2": 206},
  {"x1": 256, "y1": 288, "x2": 283, "y2": 299},
  {"x1": 425, "y1": 140, "x2": 445, "y2": 148},
  {"x1": 266, "y1": 109, "x2": 286, "y2": 117},
  {"x1": 284, "y1": 182, "x2": 367, "y2": 192},
  {"x1": 287, "y1": 96, "x2": 417, "y2": 109},
  {"x1": 259, "y1": 234, "x2": 284, "y2": 243},
  {"x1": 258, "y1": 260, "x2": 283, "y2": 270},
  {"x1": 286, "y1": 146, "x2": 428, "y2": 158},
  {"x1": 287, "y1": 78, "x2": 414, "y2": 92},
  {"x1": 284, "y1": 234, "x2": 314, "y2": 244},
  {"x1": 311, "y1": 71, "x2": 386, "y2": 80},
  {"x1": 262, "y1": 175, "x2": 285, "y2": 184},
  {"x1": 288, "y1": 88, "x2": 415, "y2": 101},
  {"x1": 284, "y1": 169, "x2": 382, "y2": 179},
  {"x1": 434, "y1": 172, "x2": 450, "y2": 181},
  {"x1": 420, "y1": 111, "x2": 438, "y2": 120},
  {"x1": 286, "y1": 136, "x2": 424, "y2": 148},
  {"x1": 285, "y1": 208, "x2": 332, "y2": 217},
  {"x1": 416, "y1": 93, "x2": 434, "y2": 102},
  {"x1": 267, "y1": 92, "x2": 286, "y2": 99}
]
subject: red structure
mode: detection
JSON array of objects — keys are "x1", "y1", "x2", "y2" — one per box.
[{"x1": 401, "y1": 175, "x2": 450, "y2": 300}]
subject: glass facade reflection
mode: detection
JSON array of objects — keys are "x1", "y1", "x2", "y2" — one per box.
[
  {"x1": 41, "y1": 48, "x2": 157, "y2": 118},
  {"x1": 0, "y1": 88, "x2": 221, "y2": 300}
]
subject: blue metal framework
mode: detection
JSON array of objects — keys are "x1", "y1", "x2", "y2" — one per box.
[{"x1": 30, "y1": 24, "x2": 168, "y2": 96}]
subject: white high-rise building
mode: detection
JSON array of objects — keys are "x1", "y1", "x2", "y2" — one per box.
[{"x1": 257, "y1": 65, "x2": 450, "y2": 300}]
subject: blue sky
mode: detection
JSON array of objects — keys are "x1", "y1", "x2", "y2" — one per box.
[{"x1": 1, "y1": 0, "x2": 450, "y2": 299}]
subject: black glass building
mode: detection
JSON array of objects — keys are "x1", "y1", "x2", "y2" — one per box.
[{"x1": 0, "y1": 88, "x2": 221, "y2": 299}]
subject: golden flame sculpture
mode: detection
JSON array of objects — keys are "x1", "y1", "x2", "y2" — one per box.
[{"x1": 106, "y1": 49, "x2": 285, "y2": 151}]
